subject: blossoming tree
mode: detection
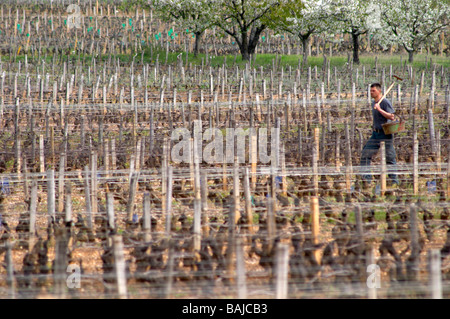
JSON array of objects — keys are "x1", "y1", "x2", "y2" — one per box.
[{"x1": 378, "y1": 0, "x2": 449, "y2": 63}]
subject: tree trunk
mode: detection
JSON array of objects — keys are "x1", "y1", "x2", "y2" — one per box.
[
  {"x1": 194, "y1": 31, "x2": 203, "y2": 57},
  {"x1": 235, "y1": 24, "x2": 265, "y2": 61},
  {"x1": 300, "y1": 35, "x2": 310, "y2": 65},
  {"x1": 239, "y1": 29, "x2": 250, "y2": 61},
  {"x1": 241, "y1": 50, "x2": 251, "y2": 61},
  {"x1": 247, "y1": 25, "x2": 265, "y2": 60},
  {"x1": 352, "y1": 30, "x2": 360, "y2": 65},
  {"x1": 408, "y1": 50, "x2": 414, "y2": 63}
]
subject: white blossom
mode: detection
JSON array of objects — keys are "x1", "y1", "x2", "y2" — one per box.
[{"x1": 377, "y1": 0, "x2": 449, "y2": 62}]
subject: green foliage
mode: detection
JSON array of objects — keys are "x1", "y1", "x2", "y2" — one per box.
[
  {"x1": 213, "y1": 0, "x2": 283, "y2": 59},
  {"x1": 5, "y1": 159, "x2": 15, "y2": 172},
  {"x1": 151, "y1": 0, "x2": 214, "y2": 35},
  {"x1": 263, "y1": 0, "x2": 306, "y2": 33},
  {"x1": 117, "y1": 0, "x2": 150, "y2": 11}
]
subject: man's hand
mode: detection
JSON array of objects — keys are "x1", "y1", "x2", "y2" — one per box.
[{"x1": 374, "y1": 103, "x2": 395, "y2": 121}]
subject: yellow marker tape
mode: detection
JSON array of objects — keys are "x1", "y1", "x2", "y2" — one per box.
[{"x1": 17, "y1": 46, "x2": 21, "y2": 55}]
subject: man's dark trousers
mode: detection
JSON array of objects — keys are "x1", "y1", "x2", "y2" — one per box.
[{"x1": 360, "y1": 130, "x2": 399, "y2": 184}]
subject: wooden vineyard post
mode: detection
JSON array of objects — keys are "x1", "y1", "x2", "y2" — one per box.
[
  {"x1": 335, "y1": 130, "x2": 341, "y2": 170},
  {"x1": 447, "y1": 150, "x2": 450, "y2": 199},
  {"x1": 409, "y1": 204, "x2": 419, "y2": 281},
  {"x1": 58, "y1": 154, "x2": 65, "y2": 213},
  {"x1": 296, "y1": 127, "x2": 303, "y2": 164},
  {"x1": 351, "y1": 83, "x2": 356, "y2": 145},
  {"x1": 60, "y1": 98, "x2": 65, "y2": 131},
  {"x1": 236, "y1": 238, "x2": 247, "y2": 299},
  {"x1": 84, "y1": 166, "x2": 94, "y2": 231},
  {"x1": 193, "y1": 140, "x2": 201, "y2": 250},
  {"x1": 161, "y1": 140, "x2": 168, "y2": 216},
  {"x1": 80, "y1": 115, "x2": 86, "y2": 150},
  {"x1": 243, "y1": 167, "x2": 253, "y2": 235},
  {"x1": 143, "y1": 192, "x2": 151, "y2": 242},
  {"x1": 50, "y1": 127, "x2": 55, "y2": 166},
  {"x1": 302, "y1": 90, "x2": 307, "y2": 133},
  {"x1": 285, "y1": 99, "x2": 290, "y2": 134},
  {"x1": 54, "y1": 231, "x2": 68, "y2": 298},
  {"x1": 39, "y1": 134, "x2": 45, "y2": 173},
  {"x1": 164, "y1": 243, "x2": 175, "y2": 298},
  {"x1": 189, "y1": 138, "x2": 195, "y2": 192},
  {"x1": 135, "y1": 137, "x2": 142, "y2": 172},
  {"x1": 5, "y1": 242, "x2": 16, "y2": 299},
  {"x1": 413, "y1": 139, "x2": 419, "y2": 195},
  {"x1": 129, "y1": 154, "x2": 135, "y2": 179},
  {"x1": 112, "y1": 235, "x2": 128, "y2": 299},
  {"x1": 165, "y1": 165, "x2": 173, "y2": 235},
  {"x1": 200, "y1": 171, "x2": 209, "y2": 239},
  {"x1": 275, "y1": 243, "x2": 289, "y2": 299},
  {"x1": 313, "y1": 127, "x2": 320, "y2": 196},
  {"x1": 90, "y1": 152, "x2": 98, "y2": 216},
  {"x1": 256, "y1": 93, "x2": 262, "y2": 122},
  {"x1": 316, "y1": 89, "x2": 322, "y2": 124},
  {"x1": 111, "y1": 138, "x2": 117, "y2": 171},
  {"x1": 22, "y1": 155, "x2": 28, "y2": 198},
  {"x1": 436, "y1": 130, "x2": 441, "y2": 174},
  {"x1": 267, "y1": 197, "x2": 276, "y2": 253},
  {"x1": 233, "y1": 158, "x2": 241, "y2": 223},
  {"x1": 126, "y1": 172, "x2": 139, "y2": 222},
  {"x1": 226, "y1": 199, "x2": 237, "y2": 284},
  {"x1": 310, "y1": 196, "x2": 321, "y2": 264},
  {"x1": 140, "y1": 138, "x2": 145, "y2": 171},
  {"x1": 65, "y1": 183, "x2": 72, "y2": 224},
  {"x1": 222, "y1": 161, "x2": 228, "y2": 192},
  {"x1": 428, "y1": 108, "x2": 436, "y2": 155},
  {"x1": 366, "y1": 248, "x2": 378, "y2": 299},
  {"x1": 14, "y1": 98, "x2": 21, "y2": 176},
  {"x1": 380, "y1": 141, "x2": 386, "y2": 196},
  {"x1": 274, "y1": 118, "x2": 281, "y2": 170},
  {"x1": 345, "y1": 122, "x2": 352, "y2": 192},
  {"x1": 281, "y1": 144, "x2": 287, "y2": 196},
  {"x1": 428, "y1": 249, "x2": 442, "y2": 299},
  {"x1": 355, "y1": 205, "x2": 364, "y2": 255},
  {"x1": 106, "y1": 193, "x2": 115, "y2": 232},
  {"x1": 30, "y1": 115, "x2": 36, "y2": 161},
  {"x1": 446, "y1": 86, "x2": 450, "y2": 123},
  {"x1": 355, "y1": 204, "x2": 366, "y2": 281},
  {"x1": 47, "y1": 169, "x2": 56, "y2": 225},
  {"x1": 357, "y1": 129, "x2": 364, "y2": 157},
  {"x1": 29, "y1": 179, "x2": 37, "y2": 249},
  {"x1": 250, "y1": 133, "x2": 257, "y2": 190},
  {"x1": 414, "y1": 85, "x2": 420, "y2": 121},
  {"x1": 104, "y1": 140, "x2": 110, "y2": 178}
]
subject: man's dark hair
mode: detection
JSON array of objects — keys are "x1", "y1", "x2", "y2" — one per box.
[{"x1": 370, "y1": 83, "x2": 382, "y2": 90}]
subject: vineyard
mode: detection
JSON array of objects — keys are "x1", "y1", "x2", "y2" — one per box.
[{"x1": 0, "y1": 0, "x2": 449, "y2": 299}]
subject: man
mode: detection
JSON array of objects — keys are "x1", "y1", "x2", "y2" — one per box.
[{"x1": 360, "y1": 83, "x2": 399, "y2": 187}]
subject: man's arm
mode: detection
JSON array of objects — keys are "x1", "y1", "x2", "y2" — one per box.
[{"x1": 374, "y1": 102, "x2": 395, "y2": 121}]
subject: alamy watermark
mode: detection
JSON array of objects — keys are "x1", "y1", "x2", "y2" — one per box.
[
  {"x1": 67, "y1": 4, "x2": 82, "y2": 30},
  {"x1": 66, "y1": 264, "x2": 81, "y2": 289},
  {"x1": 366, "y1": 264, "x2": 381, "y2": 289},
  {"x1": 170, "y1": 120, "x2": 284, "y2": 165}
]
